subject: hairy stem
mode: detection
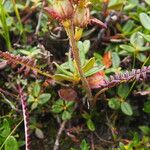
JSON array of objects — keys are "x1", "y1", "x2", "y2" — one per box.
[
  {"x1": 63, "y1": 20, "x2": 93, "y2": 102},
  {"x1": 18, "y1": 85, "x2": 30, "y2": 150}
]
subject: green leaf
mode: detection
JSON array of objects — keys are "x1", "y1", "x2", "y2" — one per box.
[
  {"x1": 120, "y1": 45, "x2": 135, "y2": 53},
  {"x1": 1, "y1": 119, "x2": 11, "y2": 138},
  {"x1": 84, "y1": 67, "x2": 104, "y2": 77},
  {"x1": 117, "y1": 84, "x2": 130, "y2": 99},
  {"x1": 35, "y1": 128, "x2": 44, "y2": 139},
  {"x1": 32, "y1": 83, "x2": 40, "y2": 97},
  {"x1": 139, "y1": 126, "x2": 150, "y2": 135},
  {"x1": 145, "y1": 0, "x2": 150, "y2": 5},
  {"x1": 122, "y1": 20, "x2": 134, "y2": 34},
  {"x1": 28, "y1": 95, "x2": 35, "y2": 102},
  {"x1": 54, "y1": 74, "x2": 75, "y2": 82},
  {"x1": 139, "y1": 13, "x2": 150, "y2": 30},
  {"x1": 5, "y1": 136, "x2": 19, "y2": 150},
  {"x1": 62, "y1": 111, "x2": 72, "y2": 120},
  {"x1": 138, "y1": 32, "x2": 150, "y2": 42},
  {"x1": 31, "y1": 102, "x2": 38, "y2": 110},
  {"x1": 83, "y1": 57, "x2": 95, "y2": 73},
  {"x1": 38, "y1": 93, "x2": 51, "y2": 104},
  {"x1": 52, "y1": 99, "x2": 64, "y2": 113},
  {"x1": 80, "y1": 139, "x2": 90, "y2": 150},
  {"x1": 121, "y1": 102, "x2": 133, "y2": 116},
  {"x1": 83, "y1": 40, "x2": 90, "y2": 54},
  {"x1": 112, "y1": 52, "x2": 120, "y2": 68},
  {"x1": 66, "y1": 101, "x2": 74, "y2": 108},
  {"x1": 54, "y1": 62, "x2": 73, "y2": 76},
  {"x1": 130, "y1": 32, "x2": 144, "y2": 47},
  {"x1": 87, "y1": 119, "x2": 95, "y2": 131},
  {"x1": 143, "y1": 100, "x2": 150, "y2": 113},
  {"x1": 108, "y1": 98, "x2": 121, "y2": 110}
]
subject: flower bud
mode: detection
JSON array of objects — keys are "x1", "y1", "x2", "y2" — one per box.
[
  {"x1": 73, "y1": 6, "x2": 90, "y2": 28},
  {"x1": 44, "y1": 0, "x2": 74, "y2": 21}
]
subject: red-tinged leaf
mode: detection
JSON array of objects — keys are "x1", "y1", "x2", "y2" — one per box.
[
  {"x1": 90, "y1": 18, "x2": 107, "y2": 28},
  {"x1": 102, "y1": 51, "x2": 112, "y2": 68},
  {"x1": 58, "y1": 88, "x2": 77, "y2": 101},
  {"x1": 87, "y1": 71, "x2": 105, "y2": 89}
]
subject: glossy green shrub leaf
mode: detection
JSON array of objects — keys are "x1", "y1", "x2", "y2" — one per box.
[
  {"x1": 117, "y1": 84, "x2": 130, "y2": 99},
  {"x1": 130, "y1": 32, "x2": 144, "y2": 47},
  {"x1": 122, "y1": 20, "x2": 134, "y2": 34},
  {"x1": 108, "y1": 98, "x2": 121, "y2": 110},
  {"x1": 62, "y1": 111, "x2": 71, "y2": 120},
  {"x1": 28, "y1": 95, "x2": 35, "y2": 102},
  {"x1": 52, "y1": 100, "x2": 64, "y2": 113},
  {"x1": 80, "y1": 139, "x2": 90, "y2": 150},
  {"x1": 121, "y1": 102, "x2": 133, "y2": 116},
  {"x1": 139, "y1": 13, "x2": 150, "y2": 30},
  {"x1": 120, "y1": 45, "x2": 135, "y2": 53},
  {"x1": 87, "y1": 119, "x2": 95, "y2": 131},
  {"x1": 112, "y1": 52, "x2": 120, "y2": 68},
  {"x1": 32, "y1": 83, "x2": 40, "y2": 97},
  {"x1": 38, "y1": 93, "x2": 51, "y2": 104},
  {"x1": 31, "y1": 102, "x2": 38, "y2": 110},
  {"x1": 143, "y1": 100, "x2": 150, "y2": 113},
  {"x1": 5, "y1": 136, "x2": 19, "y2": 150}
]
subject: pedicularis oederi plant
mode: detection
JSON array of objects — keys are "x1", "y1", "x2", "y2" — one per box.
[
  {"x1": 45, "y1": 0, "x2": 107, "y2": 101},
  {"x1": 0, "y1": 0, "x2": 150, "y2": 150}
]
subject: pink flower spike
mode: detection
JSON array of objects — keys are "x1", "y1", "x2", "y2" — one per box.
[{"x1": 90, "y1": 18, "x2": 107, "y2": 29}]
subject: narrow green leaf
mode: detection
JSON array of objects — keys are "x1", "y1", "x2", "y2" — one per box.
[
  {"x1": 54, "y1": 62, "x2": 73, "y2": 76},
  {"x1": 84, "y1": 67, "x2": 104, "y2": 77},
  {"x1": 82, "y1": 57, "x2": 95, "y2": 73},
  {"x1": 54, "y1": 74, "x2": 75, "y2": 82}
]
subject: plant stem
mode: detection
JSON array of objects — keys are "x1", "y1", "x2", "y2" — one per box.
[
  {"x1": 12, "y1": 0, "x2": 26, "y2": 43},
  {"x1": 0, "y1": 1, "x2": 12, "y2": 51},
  {"x1": 63, "y1": 20, "x2": 93, "y2": 102}
]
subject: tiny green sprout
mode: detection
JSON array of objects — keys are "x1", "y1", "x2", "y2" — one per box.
[{"x1": 52, "y1": 99, "x2": 74, "y2": 120}]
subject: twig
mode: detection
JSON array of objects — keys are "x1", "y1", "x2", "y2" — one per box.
[
  {"x1": 0, "y1": 87, "x2": 17, "y2": 99},
  {"x1": 53, "y1": 120, "x2": 67, "y2": 150},
  {"x1": 0, "y1": 93, "x2": 20, "y2": 112},
  {"x1": 94, "y1": 132, "x2": 113, "y2": 144}
]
